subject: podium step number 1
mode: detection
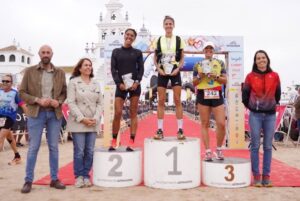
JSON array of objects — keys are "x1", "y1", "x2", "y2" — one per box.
[{"x1": 144, "y1": 137, "x2": 201, "y2": 189}]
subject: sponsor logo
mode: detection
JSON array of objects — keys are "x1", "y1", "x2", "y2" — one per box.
[
  {"x1": 230, "y1": 56, "x2": 242, "y2": 62},
  {"x1": 226, "y1": 41, "x2": 241, "y2": 48},
  {"x1": 230, "y1": 64, "x2": 242, "y2": 67},
  {"x1": 232, "y1": 68, "x2": 241, "y2": 72},
  {"x1": 109, "y1": 40, "x2": 122, "y2": 47},
  {"x1": 232, "y1": 82, "x2": 241, "y2": 87}
]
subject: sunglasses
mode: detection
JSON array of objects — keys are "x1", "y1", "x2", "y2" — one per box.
[{"x1": 2, "y1": 80, "x2": 11, "y2": 84}]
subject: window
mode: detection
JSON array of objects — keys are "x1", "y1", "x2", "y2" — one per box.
[
  {"x1": 27, "y1": 57, "x2": 31, "y2": 64},
  {"x1": 0, "y1": 55, "x2": 5, "y2": 62},
  {"x1": 100, "y1": 48, "x2": 104, "y2": 58},
  {"x1": 9, "y1": 54, "x2": 16, "y2": 62},
  {"x1": 21, "y1": 56, "x2": 25, "y2": 63}
]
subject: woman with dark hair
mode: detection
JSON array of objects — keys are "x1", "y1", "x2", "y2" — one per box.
[
  {"x1": 110, "y1": 28, "x2": 144, "y2": 151},
  {"x1": 242, "y1": 50, "x2": 281, "y2": 187},
  {"x1": 67, "y1": 58, "x2": 102, "y2": 188},
  {"x1": 153, "y1": 15, "x2": 186, "y2": 140}
]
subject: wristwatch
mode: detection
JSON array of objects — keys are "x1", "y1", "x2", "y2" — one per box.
[{"x1": 134, "y1": 80, "x2": 140, "y2": 84}]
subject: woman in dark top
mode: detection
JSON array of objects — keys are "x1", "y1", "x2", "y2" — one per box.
[{"x1": 110, "y1": 28, "x2": 144, "y2": 151}]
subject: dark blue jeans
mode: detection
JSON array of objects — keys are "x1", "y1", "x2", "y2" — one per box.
[
  {"x1": 249, "y1": 111, "x2": 276, "y2": 176},
  {"x1": 72, "y1": 132, "x2": 96, "y2": 179}
]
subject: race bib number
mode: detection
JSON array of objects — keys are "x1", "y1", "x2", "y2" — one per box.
[
  {"x1": 0, "y1": 117, "x2": 6, "y2": 127},
  {"x1": 204, "y1": 90, "x2": 220, "y2": 99}
]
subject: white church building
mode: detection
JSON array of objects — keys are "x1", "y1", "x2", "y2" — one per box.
[
  {"x1": 0, "y1": 40, "x2": 34, "y2": 83},
  {"x1": 86, "y1": 0, "x2": 151, "y2": 89}
]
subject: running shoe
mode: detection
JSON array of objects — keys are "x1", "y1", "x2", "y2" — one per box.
[
  {"x1": 253, "y1": 175, "x2": 262, "y2": 187},
  {"x1": 215, "y1": 149, "x2": 224, "y2": 160},
  {"x1": 204, "y1": 151, "x2": 213, "y2": 161},
  {"x1": 177, "y1": 128, "x2": 186, "y2": 140},
  {"x1": 262, "y1": 175, "x2": 273, "y2": 187},
  {"x1": 108, "y1": 138, "x2": 117, "y2": 151},
  {"x1": 8, "y1": 157, "x2": 21, "y2": 165},
  {"x1": 153, "y1": 129, "x2": 164, "y2": 140}
]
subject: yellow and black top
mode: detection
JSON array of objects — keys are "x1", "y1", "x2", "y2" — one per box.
[{"x1": 193, "y1": 58, "x2": 226, "y2": 90}]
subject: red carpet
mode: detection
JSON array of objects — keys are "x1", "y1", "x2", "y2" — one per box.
[{"x1": 34, "y1": 114, "x2": 300, "y2": 187}]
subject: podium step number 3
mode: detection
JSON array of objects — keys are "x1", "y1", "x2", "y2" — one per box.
[
  {"x1": 144, "y1": 137, "x2": 201, "y2": 189},
  {"x1": 93, "y1": 147, "x2": 142, "y2": 187},
  {"x1": 202, "y1": 157, "x2": 251, "y2": 188}
]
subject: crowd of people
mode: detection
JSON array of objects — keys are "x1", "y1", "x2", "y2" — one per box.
[{"x1": 2, "y1": 15, "x2": 299, "y2": 193}]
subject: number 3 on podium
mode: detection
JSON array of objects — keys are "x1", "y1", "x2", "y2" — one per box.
[{"x1": 225, "y1": 165, "x2": 235, "y2": 181}]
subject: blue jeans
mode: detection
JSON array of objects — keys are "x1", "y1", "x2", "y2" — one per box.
[
  {"x1": 25, "y1": 111, "x2": 62, "y2": 182},
  {"x1": 72, "y1": 132, "x2": 96, "y2": 179},
  {"x1": 249, "y1": 111, "x2": 276, "y2": 176}
]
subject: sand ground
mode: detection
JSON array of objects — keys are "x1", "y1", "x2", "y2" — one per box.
[{"x1": 0, "y1": 134, "x2": 300, "y2": 201}]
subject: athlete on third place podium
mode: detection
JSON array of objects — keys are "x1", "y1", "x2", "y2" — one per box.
[
  {"x1": 193, "y1": 41, "x2": 227, "y2": 161},
  {"x1": 109, "y1": 28, "x2": 144, "y2": 151}
]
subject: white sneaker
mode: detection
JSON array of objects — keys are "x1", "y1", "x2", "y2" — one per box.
[
  {"x1": 83, "y1": 178, "x2": 92, "y2": 187},
  {"x1": 204, "y1": 151, "x2": 213, "y2": 161},
  {"x1": 215, "y1": 149, "x2": 224, "y2": 160},
  {"x1": 75, "y1": 176, "x2": 84, "y2": 188}
]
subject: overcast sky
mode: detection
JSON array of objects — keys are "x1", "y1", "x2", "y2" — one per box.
[{"x1": 1, "y1": 0, "x2": 299, "y2": 89}]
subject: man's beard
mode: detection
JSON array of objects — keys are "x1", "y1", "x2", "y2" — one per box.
[{"x1": 41, "y1": 57, "x2": 50, "y2": 65}]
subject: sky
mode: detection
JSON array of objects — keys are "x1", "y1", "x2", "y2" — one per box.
[{"x1": 1, "y1": 0, "x2": 300, "y2": 90}]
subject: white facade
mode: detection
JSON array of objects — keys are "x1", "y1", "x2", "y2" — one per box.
[
  {"x1": 0, "y1": 42, "x2": 34, "y2": 83},
  {"x1": 90, "y1": 0, "x2": 146, "y2": 90}
]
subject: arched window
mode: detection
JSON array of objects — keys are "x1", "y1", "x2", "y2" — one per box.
[
  {"x1": 21, "y1": 56, "x2": 25, "y2": 63},
  {"x1": 9, "y1": 54, "x2": 16, "y2": 62},
  {"x1": 27, "y1": 57, "x2": 31, "y2": 64},
  {"x1": 0, "y1": 55, "x2": 5, "y2": 62}
]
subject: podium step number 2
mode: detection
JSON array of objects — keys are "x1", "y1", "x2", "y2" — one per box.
[{"x1": 93, "y1": 147, "x2": 142, "y2": 187}]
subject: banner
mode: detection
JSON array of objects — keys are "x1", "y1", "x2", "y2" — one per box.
[
  {"x1": 12, "y1": 107, "x2": 27, "y2": 131},
  {"x1": 61, "y1": 103, "x2": 69, "y2": 120}
]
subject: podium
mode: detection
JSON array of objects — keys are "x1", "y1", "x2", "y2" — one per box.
[
  {"x1": 202, "y1": 157, "x2": 251, "y2": 188},
  {"x1": 144, "y1": 137, "x2": 201, "y2": 189},
  {"x1": 93, "y1": 147, "x2": 142, "y2": 187}
]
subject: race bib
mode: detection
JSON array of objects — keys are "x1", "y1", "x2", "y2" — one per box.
[
  {"x1": 204, "y1": 90, "x2": 220, "y2": 99},
  {"x1": 0, "y1": 117, "x2": 6, "y2": 127}
]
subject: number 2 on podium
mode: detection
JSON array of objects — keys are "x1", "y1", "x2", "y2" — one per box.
[{"x1": 108, "y1": 154, "x2": 123, "y2": 177}]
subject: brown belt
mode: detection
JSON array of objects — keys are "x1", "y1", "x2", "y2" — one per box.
[{"x1": 39, "y1": 107, "x2": 54, "y2": 112}]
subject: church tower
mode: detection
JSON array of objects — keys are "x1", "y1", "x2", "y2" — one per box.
[
  {"x1": 89, "y1": 0, "x2": 131, "y2": 89},
  {"x1": 97, "y1": 0, "x2": 131, "y2": 58}
]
